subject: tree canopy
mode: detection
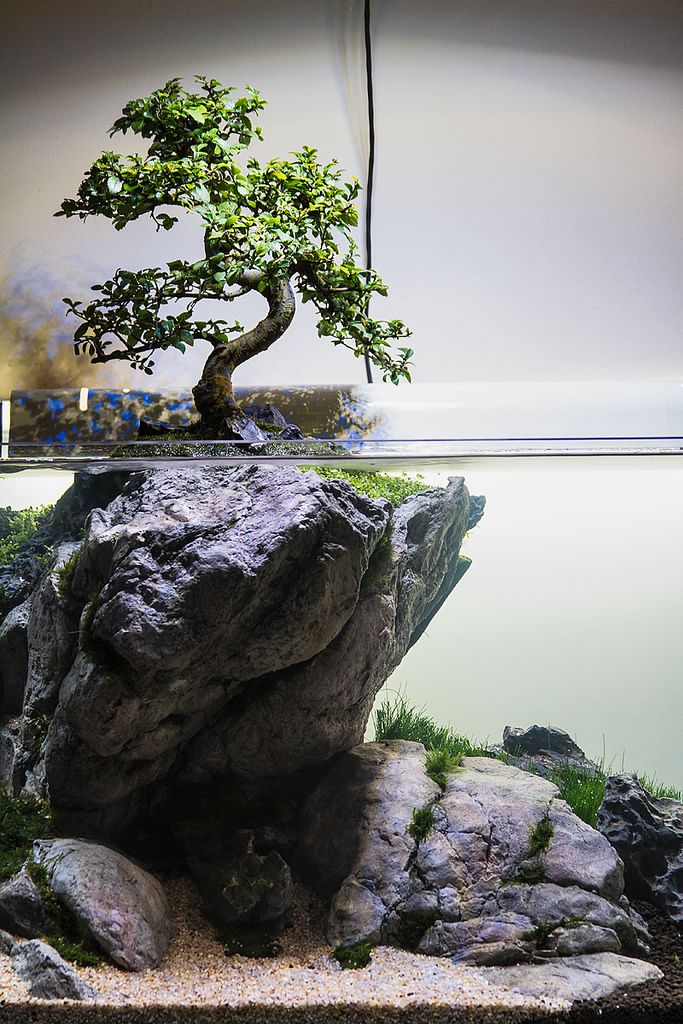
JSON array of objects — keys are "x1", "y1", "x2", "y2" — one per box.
[{"x1": 57, "y1": 77, "x2": 412, "y2": 428}]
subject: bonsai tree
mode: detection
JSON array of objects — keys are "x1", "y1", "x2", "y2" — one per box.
[{"x1": 57, "y1": 76, "x2": 412, "y2": 435}]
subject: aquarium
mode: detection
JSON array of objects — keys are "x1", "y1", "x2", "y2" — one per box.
[{"x1": 0, "y1": 382, "x2": 681, "y2": 1022}]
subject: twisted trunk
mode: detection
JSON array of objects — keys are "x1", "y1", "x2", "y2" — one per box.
[{"x1": 192, "y1": 272, "x2": 296, "y2": 431}]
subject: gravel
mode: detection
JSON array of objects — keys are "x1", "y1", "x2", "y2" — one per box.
[{"x1": 0, "y1": 878, "x2": 678, "y2": 1024}]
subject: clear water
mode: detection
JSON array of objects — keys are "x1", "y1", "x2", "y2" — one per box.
[{"x1": 3, "y1": 452, "x2": 681, "y2": 792}]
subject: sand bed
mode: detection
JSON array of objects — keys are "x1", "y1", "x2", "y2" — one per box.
[{"x1": 0, "y1": 877, "x2": 567, "y2": 1015}]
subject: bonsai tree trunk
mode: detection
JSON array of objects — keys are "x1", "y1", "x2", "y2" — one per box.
[{"x1": 192, "y1": 273, "x2": 295, "y2": 433}]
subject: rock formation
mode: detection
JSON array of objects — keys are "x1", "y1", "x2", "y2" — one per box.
[{"x1": 297, "y1": 741, "x2": 650, "y2": 965}]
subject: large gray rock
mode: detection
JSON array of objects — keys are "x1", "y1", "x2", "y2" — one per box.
[
  {"x1": 598, "y1": 773, "x2": 683, "y2": 927},
  {"x1": 0, "y1": 598, "x2": 31, "y2": 715},
  {"x1": 297, "y1": 742, "x2": 648, "y2": 965},
  {"x1": 10, "y1": 938, "x2": 96, "y2": 1000},
  {"x1": 33, "y1": 838, "x2": 171, "y2": 971},
  {"x1": 29, "y1": 466, "x2": 474, "y2": 834}
]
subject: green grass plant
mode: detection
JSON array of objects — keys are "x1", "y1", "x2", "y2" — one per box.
[
  {"x1": 373, "y1": 696, "x2": 681, "y2": 830},
  {"x1": 425, "y1": 748, "x2": 461, "y2": 790}
]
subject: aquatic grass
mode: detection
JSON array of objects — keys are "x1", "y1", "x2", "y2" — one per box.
[
  {"x1": 636, "y1": 773, "x2": 683, "y2": 803},
  {"x1": 546, "y1": 763, "x2": 606, "y2": 829},
  {"x1": 0, "y1": 506, "x2": 53, "y2": 566},
  {"x1": 425, "y1": 748, "x2": 462, "y2": 790},
  {"x1": 373, "y1": 693, "x2": 491, "y2": 762},
  {"x1": 299, "y1": 467, "x2": 430, "y2": 507}
]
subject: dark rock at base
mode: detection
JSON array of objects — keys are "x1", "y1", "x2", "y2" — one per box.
[
  {"x1": 598, "y1": 774, "x2": 683, "y2": 928},
  {"x1": 0, "y1": 599, "x2": 31, "y2": 715},
  {"x1": 187, "y1": 830, "x2": 294, "y2": 931},
  {"x1": 10, "y1": 939, "x2": 96, "y2": 1000},
  {"x1": 0, "y1": 869, "x2": 54, "y2": 938},
  {"x1": 33, "y1": 838, "x2": 171, "y2": 971},
  {"x1": 297, "y1": 741, "x2": 647, "y2": 965},
  {"x1": 0, "y1": 928, "x2": 14, "y2": 953}
]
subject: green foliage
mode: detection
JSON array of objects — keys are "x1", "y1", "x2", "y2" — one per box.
[
  {"x1": 221, "y1": 923, "x2": 282, "y2": 959},
  {"x1": 425, "y1": 748, "x2": 462, "y2": 791},
  {"x1": 54, "y1": 546, "x2": 81, "y2": 600},
  {"x1": 0, "y1": 790, "x2": 53, "y2": 882},
  {"x1": 528, "y1": 816, "x2": 554, "y2": 856},
  {"x1": 57, "y1": 76, "x2": 411, "y2": 385},
  {"x1": 48, "y1": 936, "x2": 103, "y2": 968},
  {"x1": 408, "y1": 805, "x2": 434, "y2": 844},
  {"x1": 373, "y1": 694, "x2": 492, "y2": 763},
  {"x1": 0, "y1": 506, "x2": 52, "y2": 566},
  {"x1": 300, "y1": 468, "x2": 429, "y2": 507},
  {"x1": 332, "y1": 941, "x2": 373, "y2": 969}
]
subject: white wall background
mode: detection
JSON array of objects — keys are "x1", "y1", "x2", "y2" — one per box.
[{"x1": 1, "y1": 0, "x2": 682, "y2": 391}]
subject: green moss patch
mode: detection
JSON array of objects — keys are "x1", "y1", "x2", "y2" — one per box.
[
  {"x1": 332, "y1": 941, "x2": 373, "y2": 969},
  {"x1": 408, "y1": 805, "x2": 434, "y2": 844},
  {"x1": 528, "y1": 816, "x2": 554, "y2": 856},
  {"x1": 220, "y1": 923, "x2": 283, "y2": 959},
  {"x1": 300, "y1": 467, "x2": 430, "y2": 507}
]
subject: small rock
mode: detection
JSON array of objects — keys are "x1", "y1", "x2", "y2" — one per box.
[
  {"x1": 486, "y1": 952, "x2": 662, "y2": 1004},
  {"x1": 33, "y1": 838, "x2": 171, "y2": 971},
  {"x1": 10, "y1": 939, "x2": 96, "y2": 1000},
  {"x1": 188, "y1": 830, "x2": 294, "y2": 930},
  {"x1": 503, "y1": 725, "x2": 585, "y2": 760},
  {"x1": 554, "y1": 923, "x2": 621, "y2": 956},
  {"x1": 138, "y1": 417, "x2": 186, "y2": 437},
  {"x1": 598, "y1": 773, "x2": 683, "y2": 927},
  {"x1": 0, "y1": 869, "x2": 53, "y2": 938},
  {"x1": 0, "y1": 928, "x2": 15, "y2": 954}
]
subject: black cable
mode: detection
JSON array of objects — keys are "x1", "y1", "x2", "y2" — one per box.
[{"x1": 363, "y1": 0, "x2": 375, "y2": 384}]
